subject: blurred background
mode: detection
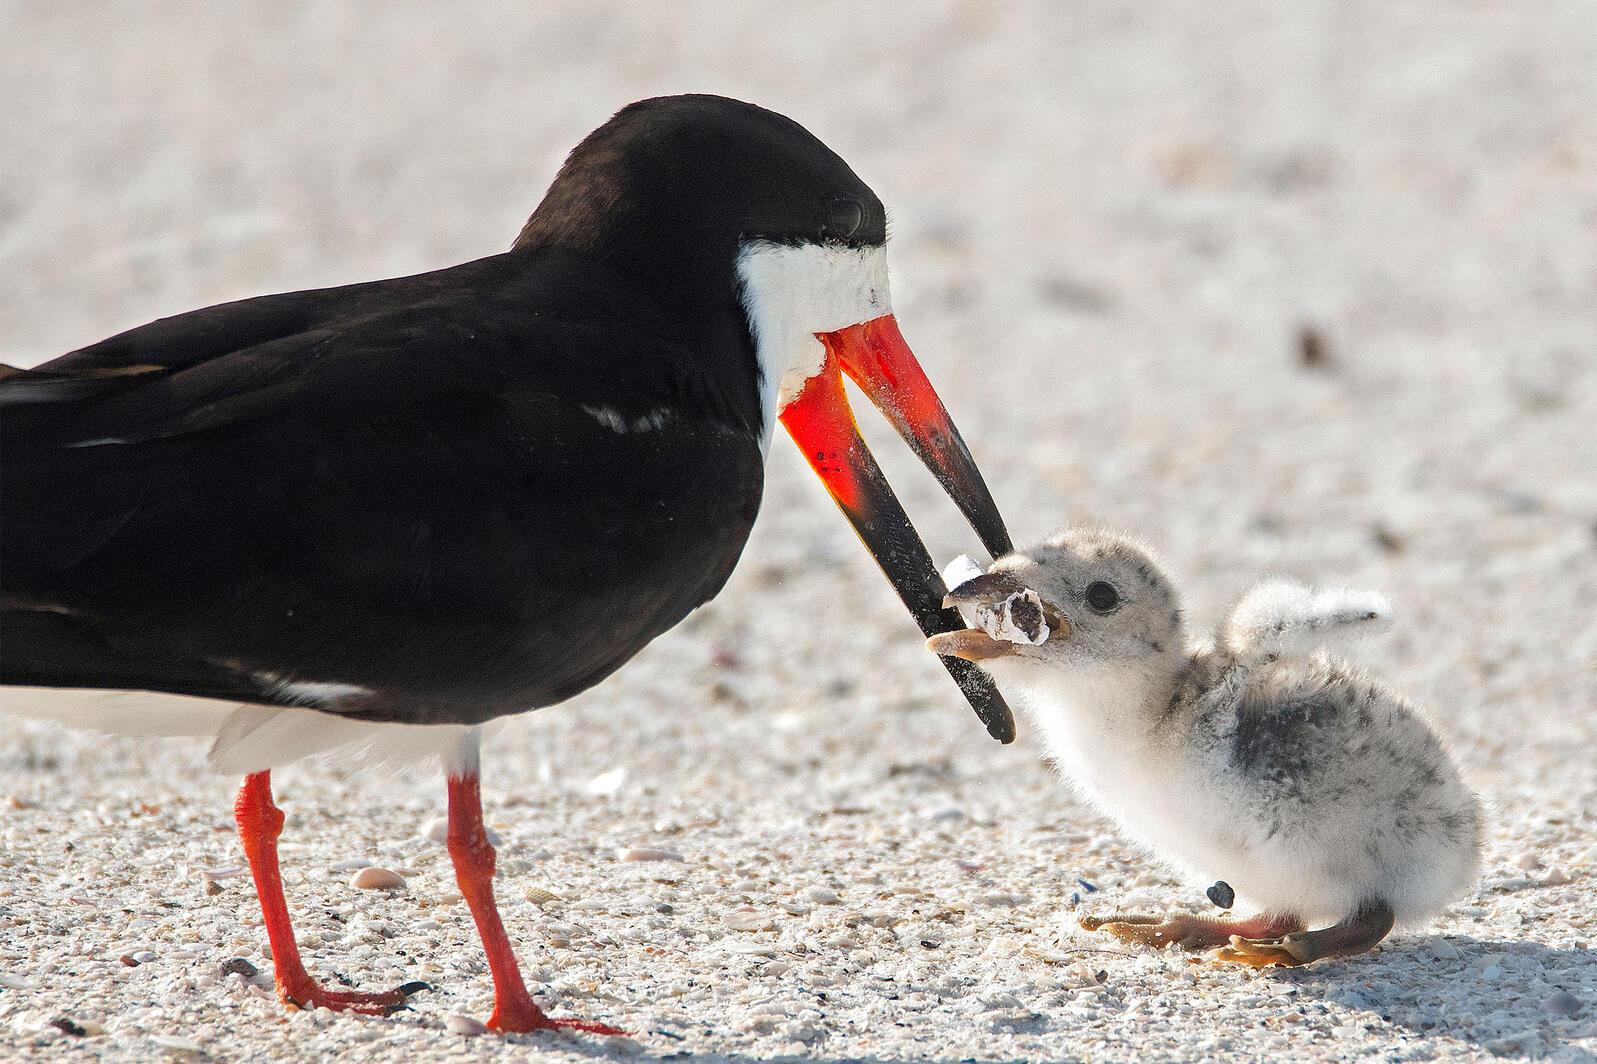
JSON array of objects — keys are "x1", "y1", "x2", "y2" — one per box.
[
  {"x1": 2, "y1": 2, "x2": 1594, "y2": 1056},
  {"x1": 5, "y1": 0, "x2": 1591, "y2": 780}
]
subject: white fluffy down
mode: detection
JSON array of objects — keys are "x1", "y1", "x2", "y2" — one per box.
[
  {"x1": 991, "y1": 656, "x2": 1479, "y2": 929},
  {"x1": 1221, "y1": 580, "x2": 1392, "y2": 660}
]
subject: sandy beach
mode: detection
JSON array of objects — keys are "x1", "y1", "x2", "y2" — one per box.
[{"x1": 3, "y1": 3, "x2": 1595, "y2": 1061}]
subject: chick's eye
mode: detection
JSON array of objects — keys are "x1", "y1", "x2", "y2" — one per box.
[
  {"x1": 1085, "y1": 581, "x2": 1121, "y2": 613},
  {"x1": 826, "y1": 198, "x2": 863, "y2": 240}
]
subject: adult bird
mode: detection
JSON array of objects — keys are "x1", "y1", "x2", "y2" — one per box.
[{"x1": 0, "y1": 94, "x2": 1014, "y2": 1034}]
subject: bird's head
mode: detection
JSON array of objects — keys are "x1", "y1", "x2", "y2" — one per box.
[
  {"x1": 518, "y1": 95, "x2": 1017, "y2": 741},
  {"x1": 929, "y1": 529, "x2": 1186, "y2": 687}
]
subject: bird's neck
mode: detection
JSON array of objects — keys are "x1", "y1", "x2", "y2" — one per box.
[
  {"x1": 1001, "y1": 655, "x2": 1180, "y2": 765},
  {"x1": 990, "y1": 645, "x2": 1194, "y2": 811}
]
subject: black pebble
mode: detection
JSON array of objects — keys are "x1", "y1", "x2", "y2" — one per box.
[{"x1": 1207, "y1": 880, "x2": 1236, "y2": 909}]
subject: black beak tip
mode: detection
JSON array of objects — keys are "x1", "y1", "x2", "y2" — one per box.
[{"x1": 943, "y1": 655, "x2": 1016, "y2": 744}]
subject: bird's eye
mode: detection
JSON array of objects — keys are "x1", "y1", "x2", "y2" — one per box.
[
  {"x1": 826, "y1": 198, "x2": 863, "y2": 240},
  {"x1": 1085, "y1": 581, "x2": 1121, "y2": 613}
]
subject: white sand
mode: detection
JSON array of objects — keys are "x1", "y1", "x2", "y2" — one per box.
[{"x1": 2, "y1": 3, "x2": 1594, "y2": 1061}]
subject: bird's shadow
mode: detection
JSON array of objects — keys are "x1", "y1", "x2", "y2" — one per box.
[{"x1": 1247, "y1": 934, "x2": 1595, "y2": 1060}]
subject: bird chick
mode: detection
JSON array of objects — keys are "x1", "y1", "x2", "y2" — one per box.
[{"x1": 929, "y1": 528, "x2": 1481, "y2": 967}]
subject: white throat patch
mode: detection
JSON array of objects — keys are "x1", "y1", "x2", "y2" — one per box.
[{"x1": 735, "y1": 240, "x2": 893, "y2": 451}]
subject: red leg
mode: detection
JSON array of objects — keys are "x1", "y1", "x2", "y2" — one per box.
[
  {"x1": 235, "y1": 771, "x2": 426, "y2": 1014},
  {"x1": 446, "y1": 771, "x2": 623, "y2": 1035}
]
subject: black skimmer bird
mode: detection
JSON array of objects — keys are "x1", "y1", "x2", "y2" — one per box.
[
  {"x1": 930, "y1": 528, "x2": 1480, "y2": 967},
  {"x1": 0, "y1": 94, "x2": 1015, "y2": 1033}
]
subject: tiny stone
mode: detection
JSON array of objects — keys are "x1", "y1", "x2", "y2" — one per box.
[
  {"x1": 1426, "y1": 938, "x2": 1460, "y2": 960},
  {"x1": 445, "y1": 1014, "x2": 491, "y2": 1037},
  {"x1": 604, "y1": 1034, "x2": 646, "y2": 1054},
  {"x1": 149, "y1": 1035, "x2": 205, "y2": 1054},
  {"x1": 1371, "y1": 524, "x2": 1406, "y2": 554},
  {"x1": 1297, "y1": 324, "x2": 1330, "y2": 368},
  {"x1": 350, "y1": 866, "x2": 407, "y2": 890},
  {"x1": 220, "y1": 957, "x2": 259, "y2": 978},
  {"x1": 1483, "y1": 1031, "x2": 1541, "y2": 1057},
  {"x1": 1543, "y1": 990, "x2": 1583, "y2": 1017},
  {"x1": 203, "y1": 878, "x2": 224, "y2": 896},
  {"x1": 786, "y1": 1021, "x2": 822, "y2": 1044},
  {"x1": 1206, "y1": 881, "x2": 1235, "y2": 909}
]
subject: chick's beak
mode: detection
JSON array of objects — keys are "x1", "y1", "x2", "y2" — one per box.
[
  {"x1": 927, "y1": 573, "x2": 1070, "y2": 662},
  {"x1": 924, "y1": 628, "x2": 1020, "y2": 662},
  {"x1": 778, "y1": 314, "x2": 1015, "y2": 743}
]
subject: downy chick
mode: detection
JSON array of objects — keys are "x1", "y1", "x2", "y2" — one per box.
[{"x1": 929, "y1": 528, "x2": 1481, "y2": 966}]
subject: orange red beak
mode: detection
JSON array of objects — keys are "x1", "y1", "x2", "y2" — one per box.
[{"x1": 778, "y1": 314, "x2": 1015, "y2": 743}]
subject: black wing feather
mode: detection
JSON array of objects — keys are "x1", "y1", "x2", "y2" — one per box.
[{"x1": 2, "y1": 251, "x2": 764, "y2": 725}]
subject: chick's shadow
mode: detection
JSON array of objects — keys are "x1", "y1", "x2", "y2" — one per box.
[{"x1": 1259, "y1": 935, "x2": 1594, "y2": 1058}]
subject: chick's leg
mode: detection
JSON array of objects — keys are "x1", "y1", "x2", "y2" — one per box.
[
  {"x1": 1213, "y1": 899, "x2": 1395, "y2": 968},
  {"x1": 1080, "y1": 911, "x2": 1304, "y2": 952}
]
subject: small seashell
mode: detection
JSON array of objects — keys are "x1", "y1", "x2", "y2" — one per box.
[
  {"x1": 523, "y1": 886, "x2": 561, "y2": 905},
  {"x1": 445, "y1": 1014, "x2": 491, "y2": 1037},
  {"x1": 621, "y1": 847, "x2": 684, "y2": 862},
  {"x1": 585, "y1": 766, "x2": 628, "y2": 797},
  {"x1": 724, "y1": 907, "x2": 774, "y2": 932},
  {"x1": 807, "y1": 887, "x2": 841, "y2": 905},
  {"x1": 975, "y1": 590, "x2": 1051, "y2": 645},
  {"x1": 1541, "y1": 867, "x2": 1572, "y2": 885},
  {"x1": 350, "y1": 867, "x2": 406, "y2": 891},
  {"x1": 421, "y1": 816, "x2": 499, "y2": 847},
  {"x1": 942, "y1": 554, "x2": 985, "y2": 591}
]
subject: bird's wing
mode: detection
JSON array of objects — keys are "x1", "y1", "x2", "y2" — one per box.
[
  {"x1": 2, "y1": 257, "x2": 763, "y2": 726},
  {"x1": 1216, "y1": 579, "x2": 1392, "y2": 662}
]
